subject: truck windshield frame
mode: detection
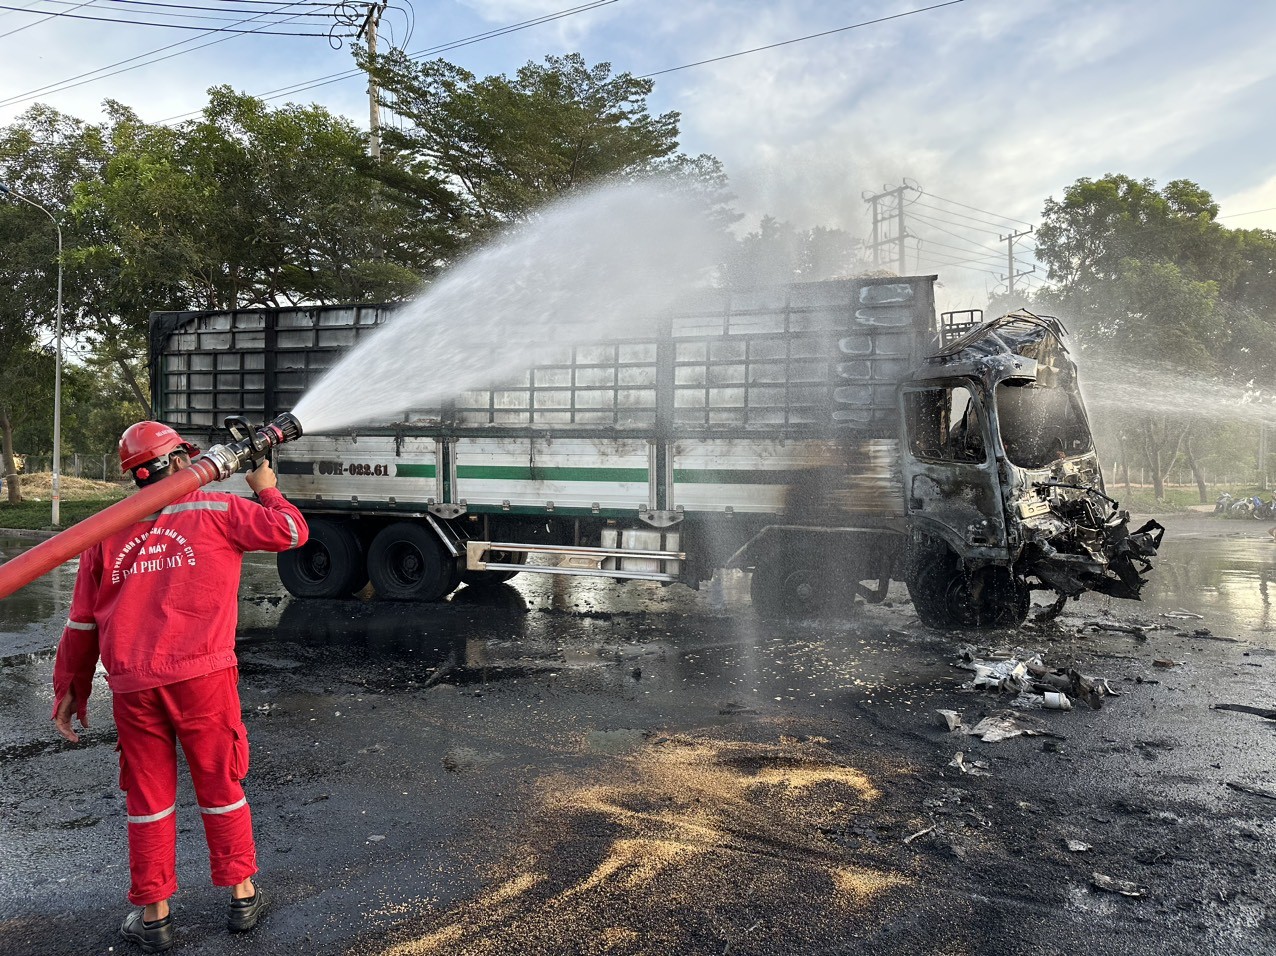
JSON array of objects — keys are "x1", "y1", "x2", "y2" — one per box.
[
  {"x1": 903, "y1": 383, "x2": 989, "y2": 465},
  {"x1": 995, "y1": 380, "x2": 1094, "y2": 469}
]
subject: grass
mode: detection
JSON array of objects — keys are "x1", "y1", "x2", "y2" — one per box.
[
  {"x1": 0, "y1": 472, "x2": 129, "y2": 531},
  {"x1": 1105, "y1": 484, "x2": 1272, "y2": 515}
]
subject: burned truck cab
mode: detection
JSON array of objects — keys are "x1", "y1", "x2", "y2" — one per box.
[{"x1": 899, "y1": 310, "x2": 1163, "y2": 628}]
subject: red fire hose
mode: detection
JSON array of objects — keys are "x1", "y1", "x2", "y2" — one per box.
[
  {"x1": 0, "y1": 413, "x2": 303, "y2": 601},
  {"x1": 0, "y1": 461, "x2": 218, "y2": 601}
]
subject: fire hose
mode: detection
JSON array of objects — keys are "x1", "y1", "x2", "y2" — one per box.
[{"x1": 0, "y1": 413, "x2": 303, "y2": 601}]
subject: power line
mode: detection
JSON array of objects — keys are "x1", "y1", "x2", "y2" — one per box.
[
  {"x1": 0, "y1": 1, "x2": 328, "y2": 31},
  {"x1": 1219, "y1": 205, "x2": 1276, "y2": 220},
  {"x1": 910, "y1": 253, "x2": 1005, "y2": 278},
  {"x1": 916, "y1": 189, "x2": 1034, "y2": 227},
  {"x1": 909, "y1": 198, "x2": 1018, "y2": 233},
  {"x1": 911, "y1": 245, "x2": 1002, "y2": 270},
  {"x1": 38, "y1": 0, "x2": 341, "y2": 17},
  {"x1": 913, "y1": 235, "x2": 1004, "y2": 265},
  {"x1": 638, "y1": 1, "x2": 965, "y2": 79},
  {"x1": 0, "y1": 1, "x2": 319, "y2": 109},
  {"x1": 907, "y1": 211, "x2": 1005, "y2": 252},
  {"x1": 153, "y1": 0, "x2": 619, "y2": 123},
  {"x1": 105, "y1": 0, "x2": 338, "y2": 8},
  {"x1": 906, "y1": 204, "x2": 1007, "y2": 236},
  {"x1": 0, "y1": 0, "x2": 92, "y2": 39}
]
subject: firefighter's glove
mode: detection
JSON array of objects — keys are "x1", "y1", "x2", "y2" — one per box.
[{"x1": 53, "y1": 691, "x2": 88, "y2": 744}]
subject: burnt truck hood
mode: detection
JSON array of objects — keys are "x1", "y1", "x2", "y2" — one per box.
[{"x1": 912, "y1": 310, "x2": 1164, "y2": 601}]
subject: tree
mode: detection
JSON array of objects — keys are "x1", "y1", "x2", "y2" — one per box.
[
  {"x1": 1036, "y1": 174, "x2": 1242, "y2": 295},
  {"x1": 365, "y1": 52, "x2": 733, "y2": 239},
  {"x1": 1035, "y1": 173, "x2": 1276, "y2": 500},
  {"x1": 0, "y1": 106, "x2": 106, "y2": 500},
  {"x1": 0, "y1": 338, "x2": 54, "y2": 503},
  {"x1": 722, "y1": 218, "x2": 858, "y2": 288}
]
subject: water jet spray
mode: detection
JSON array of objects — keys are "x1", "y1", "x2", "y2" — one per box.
[{"x1": 0, "y1": 413, "x2": 304, "y2": 600}]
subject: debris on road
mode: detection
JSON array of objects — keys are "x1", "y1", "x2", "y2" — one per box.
[
  {"x1": 947, "y1": 751, "x2": 990, "y2": 775},
  {"x1": 903, "y1": 824, "x2": 936, "y2": 845},
  {"x1": 1152, "y1": 658, "x2": 1181, "y2": 668},
  {"x1": 1065, "y1": 839, "x2": 1093, "y2": 853},
  {"x1": 937, "y1": 709, "x2": 964, "y2": 732},
  {"x1": 1091, "y1": 872, "x2": 1147, "y2": 898},
  {"x1": 1225, "y1": 781, "x2": 1276, "y2": 802},
  {"x1": 1211, "y1": 703, "x2": 1276, "y2": 721},
  {"x1": 1163, "y1": 610, "x2": 1205, "y2": 620},
  {"x1": 1084, "y1": 620, "x2": 1154, "y2": 639},
  {"x1": 967, "y1": 711, "x2": 1052, "y2": 743},
  {"x1": 956, "y1": 646, "x2": 1115, "y2": 710}
]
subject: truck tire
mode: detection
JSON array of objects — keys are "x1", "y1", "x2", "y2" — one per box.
[
  {"x1": 368, "y1": 522, "x2": 457, "y2": 601},
  {"x1": 750, "y1": 548, "x2": 828, "y2": 618},
  {"x1": 277, "y1": 519, "x2": 367, "y2": 599},
  {"x1": 909, "y1": 558, "x2": 1028, "y2": 629}
]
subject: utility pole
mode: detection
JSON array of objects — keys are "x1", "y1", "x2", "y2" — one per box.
[
  {"x1": 999, "y1": 226, "x2": 1035, "y2": 297},
  {"x1": 862, "y1": 183, "x2": 916, "y2": 273},
  {"x1": 0, "y1": 183, "x2": 63, "y2": 525},
  {"x1": 357, "y1": 1, "x2": 388, "y2": 161}
]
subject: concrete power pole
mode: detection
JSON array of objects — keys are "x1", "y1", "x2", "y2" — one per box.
[
  {"x1": 999, "y1": 226, "x2": 1035, "y2": 297},
  {"x1": 862, "y1": 184, "x2": 916, "y2": 273},
  {"x1": 358, "y1": 1, "x2": 389, "y2": 160}
]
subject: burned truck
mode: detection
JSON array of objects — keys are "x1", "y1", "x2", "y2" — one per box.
[{"x1": 149, "y1": 275, "x2": 1161, "y2": 627}]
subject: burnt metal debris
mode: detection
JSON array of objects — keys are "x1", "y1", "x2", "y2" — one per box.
[{"x1": 955, "y1": 644, "x2": 1116, "y2": 710}]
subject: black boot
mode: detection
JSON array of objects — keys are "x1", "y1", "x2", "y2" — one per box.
[
  {"x1": 228, "y1": 886, "x2": 266, "y2": 933},
  {"x1": 120, "y1": 909, "x2": 174, "y2": 953}
]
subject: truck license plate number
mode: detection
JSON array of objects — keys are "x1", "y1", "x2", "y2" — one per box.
[{"x1": 317, "y1": 461, "x2": 390, "y2": 477}]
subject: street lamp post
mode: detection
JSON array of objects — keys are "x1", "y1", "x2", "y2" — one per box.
[{"x1": 0, "y1": 182, "x2": 64, "y2": 526}]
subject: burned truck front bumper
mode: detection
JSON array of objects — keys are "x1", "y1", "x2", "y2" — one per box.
[{"x1": 1019, "y1": 513, "x2": 1164, "y2": 601}]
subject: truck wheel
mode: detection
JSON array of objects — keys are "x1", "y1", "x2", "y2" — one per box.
[
  {"x1": 368, "y1": 522, "x2": 457, "y2": 601},
  {"x1": 750, "y1": 549, "x2": 827, "y2": 618},
  {"x1": 277, "y1": 519, "x2": 367, "y2": 599},
  {"x1": 461, "y1": 549, "x2": 527, "y2": 588},
  {"x1": 910, "y1": 559, "x2": 1028, "y2": 628}
]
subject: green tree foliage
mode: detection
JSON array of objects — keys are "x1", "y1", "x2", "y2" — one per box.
[
  {"x1": 365, "y1": 52, "x2": 734, "y2": 238},
  {"x1": 1034, "y1": 173, "x2": 1276, "y2": 499},
  {"x1": 0, "y1": 106, "x2": 106, "y2": 500},
  {"x1": 0, "y1": 340, "x2": 54, "y2": 503},
  {"x1": 0, "y1": 58, "x2": 734, "y2": 472}
]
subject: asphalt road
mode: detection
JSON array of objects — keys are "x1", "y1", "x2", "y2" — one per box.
[{"x1": 1, "y1": 515, "x2": 1274, "y2": 955}]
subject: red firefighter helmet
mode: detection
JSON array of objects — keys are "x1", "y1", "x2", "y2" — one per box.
[{"x1": 119, "y1": 421, "x2": 200, "y2": 473}]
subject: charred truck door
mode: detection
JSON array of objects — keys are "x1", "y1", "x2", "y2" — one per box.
[{"x1": 899, "y1": 379, "x2": 1026, "y2": 627}]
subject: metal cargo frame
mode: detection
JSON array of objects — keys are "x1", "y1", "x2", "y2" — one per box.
[{"x1": 150, "y1": 277, "x2": 939, "y2": 519}]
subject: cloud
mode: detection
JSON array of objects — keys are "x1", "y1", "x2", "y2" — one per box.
[{"x1": 4, "y1": 0, "x2": 1274, "y2": 304}]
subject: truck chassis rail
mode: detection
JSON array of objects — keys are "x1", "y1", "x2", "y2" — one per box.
[{"x1": 466, "y1": 540, "x2": 685, "y2": 584}]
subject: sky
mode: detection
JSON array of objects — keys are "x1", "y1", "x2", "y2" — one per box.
[{"x1": 2, "y1": 0, "x2": 1275, "y2": 310}]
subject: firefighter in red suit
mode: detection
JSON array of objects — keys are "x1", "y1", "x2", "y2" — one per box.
[{"x1": 51, "y1": 421, "x2": 309, "y2": 954}]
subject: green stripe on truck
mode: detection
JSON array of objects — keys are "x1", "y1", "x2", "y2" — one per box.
[
  {"x1": 395, "y1": 464, "x2": 438, "y2": 478},
  {"x1": 456, "y1": 465, "x2": 649, "y2": 482}
]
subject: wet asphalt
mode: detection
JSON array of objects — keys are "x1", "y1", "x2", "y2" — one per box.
[{"x1": 1, "y1": 515, "x2": 1275, "y2": 956}]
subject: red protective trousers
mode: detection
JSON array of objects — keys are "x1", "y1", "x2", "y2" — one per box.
[{"x1": 112, "y1": 666, "x2": 255, "y2": 905}]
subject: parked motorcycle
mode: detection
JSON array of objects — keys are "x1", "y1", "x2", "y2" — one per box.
[
  {"x1": 1229, "y1": 497, "x2": 1255, "y2": 519},
  {"x1": 1215, "y1": 492, "x2": 1235, "y2": 515}
]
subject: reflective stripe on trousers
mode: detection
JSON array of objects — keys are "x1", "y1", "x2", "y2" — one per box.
[{"x1": 112, "y1": 666, "x2": 257, "y2": 905}]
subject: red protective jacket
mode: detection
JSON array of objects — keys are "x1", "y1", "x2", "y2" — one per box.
[{"x1": 52, "y1": 486, "x2": 308, "y2": 721}]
